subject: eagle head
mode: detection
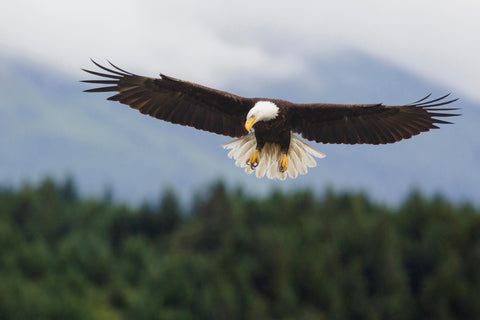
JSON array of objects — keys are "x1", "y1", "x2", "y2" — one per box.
[{"x1": 245, "y1": 101, "x2": 279, "y2": 132}]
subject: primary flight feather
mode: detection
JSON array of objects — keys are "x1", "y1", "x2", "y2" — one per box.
[{"x1": 82, "y1": 60, "x2": 459, "y2": 180}]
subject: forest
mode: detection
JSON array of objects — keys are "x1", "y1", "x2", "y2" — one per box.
[{"x1": 0, "y1": 177, "x2": 479, "y2": 320}]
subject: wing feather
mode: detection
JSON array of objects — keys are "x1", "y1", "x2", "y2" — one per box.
[
  {"x1": 288, "y1": 96, "x2": 460, "y2": 144},
  {"x1": 82, "y1": 60, "x2": 253, "y2": 137}
]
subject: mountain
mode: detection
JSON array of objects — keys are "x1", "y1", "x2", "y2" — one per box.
[{"x1": 1, "y1": 52, "x2": 478, "y2": 204}]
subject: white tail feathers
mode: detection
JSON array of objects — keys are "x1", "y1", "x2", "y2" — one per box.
[{"x1": 222, "y1": 133, "x2": 326, "y2": 180}]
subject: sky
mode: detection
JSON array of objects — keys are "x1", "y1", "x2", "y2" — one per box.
[{"x1": 1, "y1": 0, "x2": 480, "y2": 103}]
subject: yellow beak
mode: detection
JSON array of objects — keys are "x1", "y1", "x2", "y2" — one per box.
[{"x1": 245, "y1": 116, "x2": 256, "y2": 132}]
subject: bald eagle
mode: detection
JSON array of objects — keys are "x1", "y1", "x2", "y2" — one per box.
[{"x1": 82, "y1": 60, "x2": 459, "y2": 180}]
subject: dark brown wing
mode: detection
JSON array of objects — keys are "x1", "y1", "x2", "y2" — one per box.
[
  {"x1": 287, "y1": 94, "x2": 460, "y2": 145},
  {"x1": 82, "y1": 60, "x2": 253, "y2": 137}
]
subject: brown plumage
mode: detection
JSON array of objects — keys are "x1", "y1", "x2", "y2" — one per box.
[{"x1": 82, "y1": 60, "x2": 459, "y2": 179}]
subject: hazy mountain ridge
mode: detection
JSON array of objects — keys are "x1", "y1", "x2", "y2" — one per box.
[{"x1": 1, "y1": 52, "x2": 478, "y2": 204}]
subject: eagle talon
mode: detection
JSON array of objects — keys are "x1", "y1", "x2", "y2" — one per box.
[
  {"x1": 279, "y1": 154, "x2": 288, "y2": 173},
  {"x1": 246, "y1": 150, "x2": 260, "y2": 170}
]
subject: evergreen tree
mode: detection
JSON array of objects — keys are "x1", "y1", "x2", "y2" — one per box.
[{"x1": 0, "y1": 176, "x2": 479, "y2": 319}]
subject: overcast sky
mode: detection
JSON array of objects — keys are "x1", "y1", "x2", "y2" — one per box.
[{"x1": 1, "y1": 0, "x2": 479, "y2": 102}]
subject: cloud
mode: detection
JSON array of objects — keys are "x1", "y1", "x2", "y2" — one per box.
[{"x1": 1, "y1": 0, "x2": 479, "y2": 101}]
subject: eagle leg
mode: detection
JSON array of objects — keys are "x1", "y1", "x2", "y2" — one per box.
[
  {"x1": 246, "y1": 150, "x2": 260, "y2": 170},
  {"x1": 279, "y1": 153, "x2": 288, "y2": 173}
]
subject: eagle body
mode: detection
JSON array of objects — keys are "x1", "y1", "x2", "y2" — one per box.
[
  {"x1": 246, "y1": 100, "x2": 292, "y2": 152},
  {"x1": 82, "y1": 60, "x2": 459, "y2": 180}
]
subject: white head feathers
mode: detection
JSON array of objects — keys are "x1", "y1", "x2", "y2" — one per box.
[{"x1": 246, "y1": 101, "x2": 279, "y2": 122}]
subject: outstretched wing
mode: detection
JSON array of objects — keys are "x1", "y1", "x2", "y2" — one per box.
[
  {"x1": 82, "y1": 60, "x2": 254, "y2": 137},
  {"x1": 288, "y1": 94, "x2": 460, "y2": 145}
]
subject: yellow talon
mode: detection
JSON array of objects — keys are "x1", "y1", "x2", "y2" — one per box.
[
  {"x1": 246, "y1": 150, "x2": 260, "y2": 169},
  {"x1": 279, "y1": 153, "x2": 288, "y2": 173}
]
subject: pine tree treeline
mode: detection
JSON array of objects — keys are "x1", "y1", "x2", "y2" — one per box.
[{"x1": 0, "y1": 177, "x2": 479, "y2": 319}]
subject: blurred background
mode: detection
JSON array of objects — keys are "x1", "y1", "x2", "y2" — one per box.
[{"x1": 1, "y1": 0, "x2": 479, "y2": 319}]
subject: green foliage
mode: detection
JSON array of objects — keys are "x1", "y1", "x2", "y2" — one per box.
[{"x1": 0, "y1": 178, "x2": 479, "y2": 319}]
